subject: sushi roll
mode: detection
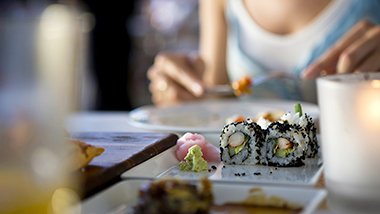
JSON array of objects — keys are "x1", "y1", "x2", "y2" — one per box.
[
  {"x1": 262, "y1": 122, "x2": 308, "y2": 167},
  {"x1": 304, "y1": 114, "x2": 319, "y2": 158},
  {"x1": 220, "y1": 121, "x2": 264, "y2": 165},
  {"x1": 280, "y1": 111, "x2": 319, "y2": 158}
]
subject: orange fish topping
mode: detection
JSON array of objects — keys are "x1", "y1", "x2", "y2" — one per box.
[{"x1": 231, "y1": 76, "x2": 252, "y2": 96}]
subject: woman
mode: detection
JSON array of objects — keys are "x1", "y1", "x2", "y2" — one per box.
[{"x1": 148, "y1": 0, "x2": 380, "y2": 105}]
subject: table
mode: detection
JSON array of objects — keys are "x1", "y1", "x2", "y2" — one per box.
[
  {"x1": 67, "y1": 111, "x2": 331, "y2": 213},
  {"x1": 67, "y1": 112, "x2": 180, "y2": 199},
  {"x1": 67, "y1": 111, "x2": 145, "y2": 134}
]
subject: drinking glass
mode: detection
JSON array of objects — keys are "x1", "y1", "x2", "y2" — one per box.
[{"x1": 0, "y1": 3, "x2": 86, "y2": 213}]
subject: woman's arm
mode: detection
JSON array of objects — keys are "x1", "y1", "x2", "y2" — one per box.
[{"x1": 199, "y1": 0, "x2": 229, "y2": 86}]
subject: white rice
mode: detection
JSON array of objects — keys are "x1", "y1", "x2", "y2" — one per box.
[
  {"x1": 256, "y1": 116, "x2": 271, "y2": 129},
  {"x1": 280, "y1": 112, "x2": 308, "y2": 127}
]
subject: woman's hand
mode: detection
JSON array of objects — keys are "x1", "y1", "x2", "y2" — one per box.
[
  {"x1": 147, "y1": 52, "x2": 205, "y2": 105},
  {"x1": 302, "y1": 20, "x2": 380, "y2": 79}
]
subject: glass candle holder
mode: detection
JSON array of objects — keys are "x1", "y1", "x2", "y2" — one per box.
[{"x1": 317, "y1": 72, "x2": 380, "y2": 213}]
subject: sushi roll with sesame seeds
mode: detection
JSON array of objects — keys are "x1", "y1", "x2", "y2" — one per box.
[
  {"x1": 220, "y1": 121, "x2": 265, "y2": 166},
  {"x1": 262, "y1": 122, "x2": 309, "y2": 167},
  {"x1": 304, "y1": 114, "x2": 319, "y2": 158},
  {"x1": 280, "y1": 104, "x2": 319, "y2": 158}
]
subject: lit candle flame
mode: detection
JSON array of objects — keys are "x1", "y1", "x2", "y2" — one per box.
[{"x1": 371, "y1": 79, "x2": 380, "y2": 88}]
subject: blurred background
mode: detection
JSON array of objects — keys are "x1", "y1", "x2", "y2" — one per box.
[
  {"x1": 0, "y1": 1, "x2": 199, "y2": 212},
  {"x1": 0, "y1": 0, "x2": 200, "y2": 111},
  {"x1": 80, "y1": 0, "x2": 200, "y2": 111}
]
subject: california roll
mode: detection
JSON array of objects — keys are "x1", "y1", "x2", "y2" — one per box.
[
  {"x1": 262, "y1": 122, "x2": 309, "y2": 166},
  {"x1": 220, "y1": 121, "x2": 264, "y2": 165}
]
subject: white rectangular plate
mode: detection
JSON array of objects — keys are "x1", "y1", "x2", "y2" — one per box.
[
  {"x1": 76, "y1": 179, "x2": 327, "y2": 214},
  {"x1": 121, "y1": 147, "x2": 324, "y2": 186}
]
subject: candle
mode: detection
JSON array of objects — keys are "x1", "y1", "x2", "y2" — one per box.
[{"x1": 317, "y1": 73, "x2": 380, "y2": 212}]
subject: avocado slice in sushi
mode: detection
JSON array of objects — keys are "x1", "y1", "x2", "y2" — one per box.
[
  {"x1": 275, "y1": 146, "x2": 296, "y2": 158},
  {"x1": 270, "y1": 137, "x2": 296, "y2": 158},
  {"x1": 228, "y1": 134, "x2": 250, "y2": 157}
]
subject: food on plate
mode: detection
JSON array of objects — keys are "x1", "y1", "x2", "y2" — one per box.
[
  {"x1": 253, "y1": 109, "x2": 285, "y2": 122},
  {"x1": 262, "y1": 122, "x2": 308, "y2": 167},
  {"x1": 225, "y1": 110, "x2": 285, "y2": 126},
  {"x1": 133, "y1": 178, "x2": 213, "y2": 214},
  {"x1": 178, "y1": 145, "x2": 208, "y2": 172},
  {"x1": 67, "y1": 138, "x2": 105, "y2": 170},
  {"x1": 279, "y1": 106, "x2": 318, "y2": 158},
  {"x1": 231, "y1": 75, "x2": 252, "y2": 96},
  {"x1": 225, "y1": 114, "x2": 246, "y2": 124},
  {"x1": 176, "y1": 132, "x2": 220, "y2": 162},
  {"x1": 220, "y1": 121, "x2": 265, "y2": 166},
  {"x1": 133, "y1": 178, "x2": 302, "y2": 214},
  {"x1": 230, "y1": 187, "x2": 301, "y2": 210},
  {"x1": 220, "y1": 104, "x2": 318, "y2": 167},
  {"x1": 211, "y1": 204, "x2": 301, "y2": 214}
]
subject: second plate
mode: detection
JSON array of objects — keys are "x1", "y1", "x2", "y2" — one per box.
[{"x1": 127, "y1": 98, "x2": 319, "y2": 133}]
